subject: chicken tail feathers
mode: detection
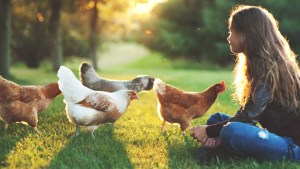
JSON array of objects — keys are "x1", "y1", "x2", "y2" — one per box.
[
  {"x1": 57, "y1": 66, "x2": 91, "y2": 103},
  {"x1": 153, "y1": 78, "x2": 166, "y2": 95}
]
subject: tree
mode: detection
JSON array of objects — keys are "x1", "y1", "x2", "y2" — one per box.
[
  {"x1": 11, "y1": 1, "x2": 49, "y2": 68},
  {"x1": 9, "y1": 0, "x2": 145, "y2": 71},
  {"x1": 0, "y1": 0, "x2": 11, "y2": 78},
  {"x1": 140, "y1": 0, "x2": 207, "y2": 61},
  {"x1": 78, "y1": 0, "x2": 136, "y2": 71},
  {"x1": 89, "y1": 0, "x2": 99, "y2": 70},
  {"x1": 49, "y1": 0, "x2": 63, "y2": 71}
]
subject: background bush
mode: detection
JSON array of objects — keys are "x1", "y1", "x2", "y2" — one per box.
[{"x1": 137, "y1": 0, "x2": 300, "y2": 65}]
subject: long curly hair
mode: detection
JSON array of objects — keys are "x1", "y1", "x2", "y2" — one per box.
[{"x1": 230, "y1": 5, "x2": 300, "y2": 115}]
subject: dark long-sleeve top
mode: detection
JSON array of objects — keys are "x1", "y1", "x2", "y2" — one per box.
[{"x1": 206, "y1": 85, "x2": 300, "y2": 146}]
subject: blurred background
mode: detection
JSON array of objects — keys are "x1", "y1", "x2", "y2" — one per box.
[
  {"x1": 1, "y1": 2, "x2": 300, "y2": 168},
  {"x1": 1, "y1": 0, "x2": 300, "y2": 78}
]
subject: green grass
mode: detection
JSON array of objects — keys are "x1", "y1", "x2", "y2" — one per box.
[{"x1": 1, "y1": 55, "x2": 299, "y2": 169}]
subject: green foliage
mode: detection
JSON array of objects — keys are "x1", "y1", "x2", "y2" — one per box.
[
  {"x1": 11, "y1": 1, "x2": 90, "y2": 68},
  {"x1": 61, "y1": 30, "x2": 89, "y2": 59},
  {"x1": 9, "y1": 0, "x2": 143, "y2": 68},
  {"x1": 140, "y1": 0, "x2": 206, "y2": 61},
  {"x1": 138, "y1": 0, "x2": 300, "y2": 65},
  {"x1": 0, "y1": 0, "x2": 11, "y2": 77}
]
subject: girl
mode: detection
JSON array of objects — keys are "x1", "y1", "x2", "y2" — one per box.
[{"x1": 190, "y1": 5, "x2": 300, "y2": 161}]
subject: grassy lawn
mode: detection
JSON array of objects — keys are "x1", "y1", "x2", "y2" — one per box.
[{"x1": 1, "y1": 54, "x2": 299, "y2": 169}]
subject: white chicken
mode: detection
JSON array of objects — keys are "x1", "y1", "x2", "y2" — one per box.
[{"x1": 57, "y1": 66, "x2": 139, "y2": 138}]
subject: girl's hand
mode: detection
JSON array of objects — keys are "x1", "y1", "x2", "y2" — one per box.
[
  {"x1": 190, "y1": 126, "x2": 222, "y2": 148},
  {"x1": 190, "y1": 125, "x2": 208, "y2": 141},
  {"x1": 201, "y1": 137, "x2": 221, "y2": 148}
]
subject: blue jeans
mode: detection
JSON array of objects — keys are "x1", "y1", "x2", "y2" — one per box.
[{"x1": 207, "y1": 112, "x2": 300, "y2": 161}]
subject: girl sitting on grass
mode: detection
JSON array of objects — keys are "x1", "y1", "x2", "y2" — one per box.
[{"x1": 191, "y1": 5, "x2": 300, "y2": 161}]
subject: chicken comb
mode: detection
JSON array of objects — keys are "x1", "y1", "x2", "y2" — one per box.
[{"x1": 220, "y1": 80, "x2": 226, "y2": 92}]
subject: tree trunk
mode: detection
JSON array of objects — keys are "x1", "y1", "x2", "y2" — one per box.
[
  {"x1": 49, "y1": 0, "x2": 63, "y2": 71},
  {"x1": 90, "y1": 0, "x2": 99, "y2": 70},
  {"x1": 0, "y1": 0, "x2": 11, "y2": 78},
  {"x1": 26, "y1": 11, "x2": 45, "y2": 68}
]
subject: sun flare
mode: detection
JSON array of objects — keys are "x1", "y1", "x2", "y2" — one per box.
[{"x1": 132, "y1": 0, "x2": 167, "y2": 15}]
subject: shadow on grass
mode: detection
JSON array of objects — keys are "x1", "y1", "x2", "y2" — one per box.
[
  {"x1": 48, "y1": 124, "x2": 134, "y2": 169},
  {"x1": 163, "y1": 131, "x2": 272, "y2": 168},
  {"x1": 162, "y1": 130, "x2": 201, "y2": 168},
  {"x1": 0, "y1": 122, "x2": 33, "y2": 167},
  {"x1": 163, "y1": 130, "x2": 236, "y2": 168}
]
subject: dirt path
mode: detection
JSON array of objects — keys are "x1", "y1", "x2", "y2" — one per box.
[{"x1": 98, "y1": 42, "x2": 149, "y2": 69}]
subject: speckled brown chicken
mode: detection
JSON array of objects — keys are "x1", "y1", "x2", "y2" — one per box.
[{"x1": 0, "y1": 76, "x2": 61, "y2": 130}]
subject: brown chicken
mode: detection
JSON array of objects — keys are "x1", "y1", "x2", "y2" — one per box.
[
  {"x1": 0, "y1": 76, "x2": 61, "y2": 130},
  {"x1": 153, "y1": 78, "x2": 226, "y2": 131}
]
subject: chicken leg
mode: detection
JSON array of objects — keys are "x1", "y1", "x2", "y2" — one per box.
[
  {"x1": 86, "y1": 126, "x2": 98, "y2": 139},
  {"x1": 34, "y1": 127, "x2": 40, "y2": 133},
  {"x1": 73, "y1": 125, "x2": 81, "y2": 138},
  {"x1": 161, "y1": 120, "x2": 166, "y2": 133}
]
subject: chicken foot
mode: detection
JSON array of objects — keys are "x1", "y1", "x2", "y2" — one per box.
[
  {"x1": 34, "y1": 127, "x2": 40, "y2": 133},
  {"x1": 86, "y1": 126, "x2": 98, "y2": 139},
  {"x1": 73, "y1": 125, "x2": 80, "y2": 139},
  {"x1": 161, "y1": 121, "x2": 166, "y2": 133},
  {"x1": 90, "y1": 132, "x2": 95, "y2": 139}
]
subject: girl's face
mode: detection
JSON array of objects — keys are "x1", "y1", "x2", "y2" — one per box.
[{"x1": 227, "y1": 27, "x2": 244, "y2": 53}]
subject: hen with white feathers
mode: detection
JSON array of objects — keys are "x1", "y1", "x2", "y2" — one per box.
[{"x1": 57, "y1": 66, "x2": 138, "y2": 138}]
